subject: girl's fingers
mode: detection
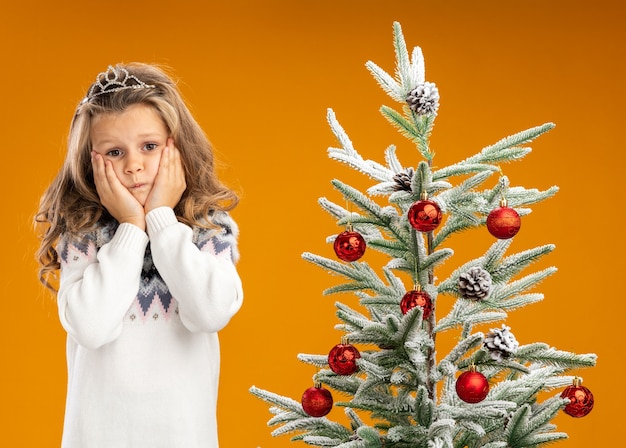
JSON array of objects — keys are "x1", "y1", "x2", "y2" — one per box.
[
  {"x1": 159, "y1": 141, "x2": 185, "y2": 184},
  {"x1": 93, "y1": 152, "x2": 123, "y2": 199},
  {"x1": 104, "y1": 158, "x2": 122, "y2": 188},
  {"x1": 144, "y1": 141, "x2": 186, "y2": 212},
  {"x1": 92, "y1": 152, "x2": 111, "y2": 196},
  {"x1": 161, "y1": 145, "x2": 170, "y2": 168},
  {"x1": 169, "y1": 143, "x2": 185, "y2": 183}
]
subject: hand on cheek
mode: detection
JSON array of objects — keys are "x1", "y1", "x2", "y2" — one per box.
[
  {"x1": 91, "y1": 152, "x2": 146, "y2": 230},
  {"x1": 144, "y1": 138, "x2": 187, "y2": 213}
]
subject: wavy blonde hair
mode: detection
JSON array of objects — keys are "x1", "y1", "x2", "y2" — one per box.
[{"x1": 35, "y1": 62, "x2": 238, "y2": 292}]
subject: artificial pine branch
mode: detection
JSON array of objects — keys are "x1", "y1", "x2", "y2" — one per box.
[
  {"x1": 331, "y1": 180, "x2": 385, "y2": 220},
  {"x1": 384, "y1": 145, "x2": 404, "y2": 173},
  {"x1": 365, "y1": 60, "x2": 405, "y2": 103},
  {"x1": 514, "y1": 344, "x2": 597, "y2": 370},
  {"x1": 464, "y1": 124, "x2": 555, "y2": 165},
  {"x1": 327, "y1": 110, "x2": 394, "y2": 183},
  {"x1": 316, "y1": 372, "x2": 362, "y2": 396},
  {"x1": 298, "y1": 354, "x2": 329, "y2": 368},
  {"x1": 437, "y1": 333, "x2": 484, "y2": 369},
  {"x1": 433, "y1": 163, "x2": 499, "y2": 181},
  {"x1": 269, "y1": 412, "x2": 317, "y2": 429},
  {"x1": 380, "y1": 106, "x2": 425, "y2": 151},
  {"x1": 392, "y1": 21, "x2": 412, "y2": 93},
  {"x1": 490, "y1": 268, "x2": 557, "y2": 302},
  {"x1": 435, "y1": 171, "x2": 496, "y2": 213},
  {"x1": 394, "y1": 307, "x2": 428, "y2": 365},
  {"x1": 302, "y1": 435, "x2": 345, "y2": 446},
  {"x1": 480, "y1": 443, "x2": 508, "y2": 448},
  {"x1": 366, "y1": 238, "x2": 409, "y2": 259},
  {"x1": 272, "y1": 418, "x2": 352, "y2": 440},
  {"x1": 490, "y1": 244, "x2": 556, "y2": 282},
  {"x1": 438, "y1": 401, "x2": 515, "y2": 421},
  {"x1": 250, "y1": 386, "x2": 306, "y2": 415},
  {"x1": 493, "y1": 293, "x2": 544, "y2": 311},
  {"x1": 502, "y1": 185, "x2": 559, "y2": 206},
  {"x1": 436, "y1": 309, "x2": 508, "y2": 333}
]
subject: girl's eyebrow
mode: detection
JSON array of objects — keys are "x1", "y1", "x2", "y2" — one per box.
[
  {"x1": 92, "y1": 132, "x2": 164, "y2": 146},
  {"x1": 91, "y1": 138, "x2": 118, "y2": 147},
  {"x1": 136, "y1": 131, "x2": 164, "y2": 139}
]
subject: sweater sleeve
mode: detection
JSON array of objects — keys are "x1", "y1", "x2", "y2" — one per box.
[
  {"x1": 146, "y1": 207, "x2": 243, "y2": 333},
  {"x1": 57, "y1": 223, "x2": 149, "y2": 349}
]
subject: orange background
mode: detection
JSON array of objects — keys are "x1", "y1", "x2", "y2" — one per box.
[{"x1": 1, "y1": 1, "x2": 623, "y2": 447}]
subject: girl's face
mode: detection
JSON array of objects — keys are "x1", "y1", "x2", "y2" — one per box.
[{"x1": 90, "y1": 103, "x2": 169, "y2": 206}]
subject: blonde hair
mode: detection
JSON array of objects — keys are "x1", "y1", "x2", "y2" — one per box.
[{"x1": 35, "y1": 62, "x2": 238, "y2": 292}]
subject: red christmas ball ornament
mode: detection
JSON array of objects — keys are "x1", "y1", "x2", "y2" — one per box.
[
  {"x1": 561, "y1": 378, "x2": 594, "y2": 417},
  {"x1": 328, "y1": 342, "x2": 361, "y2": 375},
  {"x1": 408, "y1": 193, "x2": 442, "y2": 232},
  {"x1": 301, "y1": 384, "x2": 333, "y2": 417},
  {"x1": 400, "y1": 288, "x2": 432, "y2": 319},
  {"x1": 486, "y1": 199, "x2": 521, "y2": 239},
  {"x1": 456, "y1": 367, "x2": 489, "y2": 403},
  {"x1": 333, "y1": 225, "x2": 366, "y2": 262}
]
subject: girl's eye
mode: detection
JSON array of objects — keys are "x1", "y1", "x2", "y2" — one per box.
[
  {"x1": 144, "y1": 143, "x2": 158, "y2": 151},
  {"x1": 106, "y1": 149, "x2": 122, "y2": 157}
]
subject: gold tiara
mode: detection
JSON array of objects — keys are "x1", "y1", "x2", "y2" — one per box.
[{"x1": 80, "y1": 65, "x2": 156, "y2": 105}]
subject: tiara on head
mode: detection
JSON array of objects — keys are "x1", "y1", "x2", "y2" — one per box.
[{"x1": 80, "y1": 65, "x2": 156, "y2": 105}]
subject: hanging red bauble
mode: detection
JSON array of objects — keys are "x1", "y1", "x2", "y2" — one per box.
[
  {"x1": 486, "y1": 199, "x2": 521, "y2": 239},
  {"x1": 333, "y1": 226, "x2": 366, "y2": 262},
  {"x1": 328, "y1": 342, "x2": 361, "y2": 375},
  {"x1": 561, "y1": 378, "x2": 594, "y2": 417},
  {"x1": 456, "y1": 367, "x2": 489, "y2": 403},
  {"x1": 408, "y1": 193, "x2": 442, "y2": 232},
  {"x1": 400, "y1": 288, "x2": 432, "y2": 319},
  {"x1": 301, "y1": 385, "x2": 333, "y2": 417}
]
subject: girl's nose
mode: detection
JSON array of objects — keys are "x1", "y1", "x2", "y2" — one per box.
[{"x1": 124, "y1": 153, "x2": 143, "y2": 174}]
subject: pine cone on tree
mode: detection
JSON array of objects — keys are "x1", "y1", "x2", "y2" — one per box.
[
  {"x1": 406, "y1": 82, "x2": 440, "y2": 115},
  {"x1": 392, "y1": 167, "x2": 414, "y2": 192},
  {"x1": 484, "y1": 325, "x2": 519, "y2": 361},
  {"x1": 458, "y1": 267, "x2": 492, "y2": 301}
]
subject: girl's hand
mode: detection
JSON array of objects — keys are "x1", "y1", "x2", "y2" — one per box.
[
  {"x1": 144, "y1": 138, "x2": 187, "y2": 213},
  {"x1": 92, "y1": 152, "x2": 146, "y2": 230}
]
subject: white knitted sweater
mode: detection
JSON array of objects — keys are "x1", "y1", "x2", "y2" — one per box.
[{"x1": 56, "y1": 206, "x2": 243, "y2": 448}]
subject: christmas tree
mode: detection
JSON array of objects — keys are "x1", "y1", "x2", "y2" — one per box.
[{"x1": 250, "y1": 22, "x2": 596, "y2": 448}]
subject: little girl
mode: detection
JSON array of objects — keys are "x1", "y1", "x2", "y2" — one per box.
[{"x1": 35, "y1": 63, "x2": 243, "y2": 448}]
